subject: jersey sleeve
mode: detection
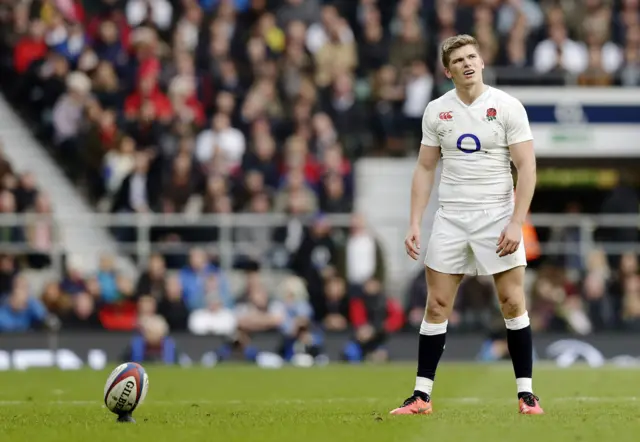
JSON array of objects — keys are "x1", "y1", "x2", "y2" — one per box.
[
  {"x1": 421, "y1": 103, "x2": 439, "y2": 146},
  {"x1": 506, "y1": 99, "x2": 533, "y2": 146}
]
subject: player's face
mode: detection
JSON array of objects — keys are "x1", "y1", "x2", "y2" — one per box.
[{"x1": 445, "y1": 45, "x2": 484, "y2": 87}]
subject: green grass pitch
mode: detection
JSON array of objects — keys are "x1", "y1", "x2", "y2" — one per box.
[{"x1": 0, "y1": 363, "x2": 639, "y2": 442}]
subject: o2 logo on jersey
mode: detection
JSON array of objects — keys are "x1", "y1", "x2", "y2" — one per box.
[{"x1": 456, "y1": 133, "x2": 481, "y2": 154}]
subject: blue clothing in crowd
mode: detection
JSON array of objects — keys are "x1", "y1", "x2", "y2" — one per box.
[
  {"x1": 0, "y1": 297, "x2": 46, "y2": 332},
  {"x1": 179, "y1": 264, "x2": 233, "y2": 311}
]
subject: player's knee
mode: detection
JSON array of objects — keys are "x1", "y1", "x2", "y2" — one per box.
[
  {"x1": 426, "y1": 295, "x2": 452, "y2": 322},
  {"x1": 499, "y1": 293, "x2": 525, "y2": 319}
]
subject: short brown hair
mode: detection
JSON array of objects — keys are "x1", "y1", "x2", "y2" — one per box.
[{"x1": 441, "y1": 34, "x2": 480, "y2": 68}]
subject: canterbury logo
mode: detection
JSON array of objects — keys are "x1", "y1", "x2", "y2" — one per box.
[{"x1": 439, "y1": 111, "x2": 453, "y2": 120}]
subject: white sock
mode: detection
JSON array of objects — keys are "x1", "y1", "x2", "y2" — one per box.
[
  {"x1": 504, "y1": 311, "x2": 530, "y2": 330},
  {"x1": 420, "y1": 320, "x2": 448, "y2": 335},
  {"x1": 516, "y1": 378, "x2": 532, "y2": 394},
  {"x1": 415, "y1": 377, "x2": 433, "y2": 396}
]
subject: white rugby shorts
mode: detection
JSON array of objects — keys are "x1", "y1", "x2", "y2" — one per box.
[{"x1": 424, "y1": 204, "x2": 527, "y2": 276}]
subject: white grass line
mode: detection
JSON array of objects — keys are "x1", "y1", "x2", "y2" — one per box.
[{"x1": 0, "y1": 397, "x2": 638, "y2": 406}]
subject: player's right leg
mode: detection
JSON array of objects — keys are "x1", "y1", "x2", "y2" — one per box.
[
  {"x1": 390, "y1": 210, "x2": 469, "y2": 415},
  {"x1": 389, "y1": 268, "x2": 464, "y2": 415}
]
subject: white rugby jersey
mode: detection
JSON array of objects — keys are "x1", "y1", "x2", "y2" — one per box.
[{"x1": 421, "y1": 86, "x2": 533, "y2": 210}]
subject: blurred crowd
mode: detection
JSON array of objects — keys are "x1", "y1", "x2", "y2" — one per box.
[
  {"x1": 0, "y1": 143, "x2": 55, "y2": 269},
  {"x1": 1, "y1": 0, "x2": 639, "y2": 227},
  {"x1": 1, "y1": 239, "x2": 640, "y2": 359},
  {"x1": 0, "y1": 241, "x2": 404, "y2": 363},
  {"x1": 0, "y1": 0, "x2": 638, "y2": 363},
  {"x1": 0, "y1": 0, "x2": 638, "y2": 253}
]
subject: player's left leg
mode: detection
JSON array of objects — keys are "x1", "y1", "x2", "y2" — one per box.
[
  {"x1": 493, "y1": 266, "x2": 544, "y2": 415},
  {"x1": 469, "y1": 206, "x2": 543, "y2": 415}
]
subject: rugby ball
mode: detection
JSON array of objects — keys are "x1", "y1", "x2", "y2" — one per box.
[{"x1": 104, "y1": 362, "x2": 149, "y2": 415}]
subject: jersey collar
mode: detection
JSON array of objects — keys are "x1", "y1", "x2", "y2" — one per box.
[{"x1": 453, "y1": 85, "x2": 491, "y2": 108}]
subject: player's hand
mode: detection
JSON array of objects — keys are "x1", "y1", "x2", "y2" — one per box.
[
  {"x1": 404, "y1": 224, "x2": 421, "y2": 260},
  {"x1": 496, "y1": 221, "x2": 522, "y2": 257}
]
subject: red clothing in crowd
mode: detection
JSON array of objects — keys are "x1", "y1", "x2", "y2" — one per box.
[
  {"x1": 125, "y1": 71, "x2": 174, "y2": 120},
  {"x1": 13, "y1": 37, "x2": 47, "y2": 73},
  {"x1": 99, "y1": 301, "x2": 138, "y2": 331},
  {"x1": 349, "y1": 297, "x2": 405, "y2": 333},
  {"x1": 86, "y1": 11, "x2": 131, "y2": 50}
]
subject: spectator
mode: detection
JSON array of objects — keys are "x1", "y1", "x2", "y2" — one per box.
[
  {"x1": 123, "y1": 314, "x2": 177, "y2": 364},
  {"x1": 337, "y1": 213, "x2": 385, "y2": 295},
  {"x1": 276, "y1": 0, "x2": 321, "y2": 28},
  {"x1": 111, "y1": 151, "x2": 159, "y2": 214},
  {"x1": 124, "y1": 72, "x2": 173, "y2": 123},
  {"x1": 313, "y1": 16, "x2": 357, "y2": 88},
  {"x1": 61, "y1": 292, "x2": 103, "y2": 330},
  {"x1": 15, "y1": 171, "x2": 39, "y2": 213},
  {"x1": 322, "y1": 73, "x2": 368, "y2": 158},
  {"x1": 137, "y1": 295, "x2": 158, "y2": 322},
  {"x1": 236, "y1": 282, "x2": 285, "y2": 333},
  {"x1": 389, "y1": 19, "x2": 426, "y2": 72},
  {"x1": 349, "y1": 278, "x2": 405, "y2": 334},
  {"x1": 93, "y1": 20, "x2": 128, "y2": 74},
  {"x1": 179, "y1": 248, "x2": 232, "y2": 311},
  {"x1": 453, "y1": 276, "x2": 497, "y2": 331},
  {"x1": 163, "y1": 154, "x2": 200, "y2": 213},
  {"x1": 196, "y1": 113, "x2": 246, "y2": 168},
  {"x1": 0, "y1": 144, "x2": 14, "y2": 185},
  {"x1": 289, "y1": 214, "x2": 338, "y2": 319},
  {"x1": 402, "y1": 60, "x2": 434, "y2": 141},
  {"x1": 158, "y1": 274, "x2": 189, "y2": 331},
  {"x1": 135, "y1": 253, "x2": 167, "y2": 300},
  {"x1": 274, "y1": 168, "x2": 317, "y2": 213},
  {"x1": 41, "y1": 280, "x2": 70, "y2": 317},
  {"x1": 533, "y1": 19, "x2": 588, "y2": 74},
  {"x1": 98, "y1": 274, "x2": 138, "y2": 331},
  {"x1": 322, "y1": 276, "x2": 349, "y2": 331},
  {"x1": 234, "y1": 191, "x2": 273, "y2": 264},
  {"x1": 344, "y1": 278, "x2": 404, "y2": 363},
  {"x1": 188, "y1": 280, "x2": 238, "y2": 337},
  {"x1": 276, "y1": 275, "x2": 313, "y2": 337},
  {"x1": 125, "y1": 0, "x2": 173, "y2": 32},
  {"x1": 52, "y1": 71, "x2": 92, "y2": 174},
  {"x1": 60, "y1": 255, "x2": 87, "y2": 296},
  {"x1": 0, "y1": 276, "x2": 47, "y2": 332},
  {"x1": 103, "y1": 136, "x2": 136, "y2": 197},
  {"x1": 0, "y1": 255, "x2": 18, "y2": 295},
  {"x1": 319, "y1": 172, "x2": 351, "y2": 213},
  {"x1": 13, "y1": 20, "x2": 47, "y2": 75},
  {"x1": 622, "y1": 275, "x2": 640, "y2": 330},
  {"x1": 530, "y1": 266, "x2": 591, "y2": 335},
  {"x1": 500, "y1": 17, "x2": 529, "y2": 68},
  {"x1": 609, "y1": 252, "x2": 639, "y2": 328},
  {"x1": 97, "y1": 254, "x2": 119, "y2": 304},
  {"x1": 241, "y1": 135, "x2": 279, "y2": 189},
  {"x1": 497, "y1": 0, "x2": 544, "y2": 36},
  {"x1": 0, "y1": 191, "x2": 25, "y2": 244},
  {"x1": 357, "y1": 6, "x2": 389, "y2": 78}
]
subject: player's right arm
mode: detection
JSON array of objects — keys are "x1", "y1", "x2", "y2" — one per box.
[{"x1": 405, "y1": 104, "x2": 441, "y2": 261}]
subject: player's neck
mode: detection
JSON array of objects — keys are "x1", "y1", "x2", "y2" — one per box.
[{"x1": 454, "y1": 83, "x2": 488, "y2": 106}]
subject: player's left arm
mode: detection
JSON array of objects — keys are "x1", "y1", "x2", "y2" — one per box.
[
  {"x1": 497, "y1": 100, "x2": 536, "y2": 257},
  {"x1": 509, "y1": 140, "x2": 536, "y2": 226}
]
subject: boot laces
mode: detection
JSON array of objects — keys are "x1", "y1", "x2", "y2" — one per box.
[
  {"x1": 521, "y1": 394, "x2": 539, "y2": 407},
  {"x1": 402, "y1": 394, "x2": 430, "y2": 407}
]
